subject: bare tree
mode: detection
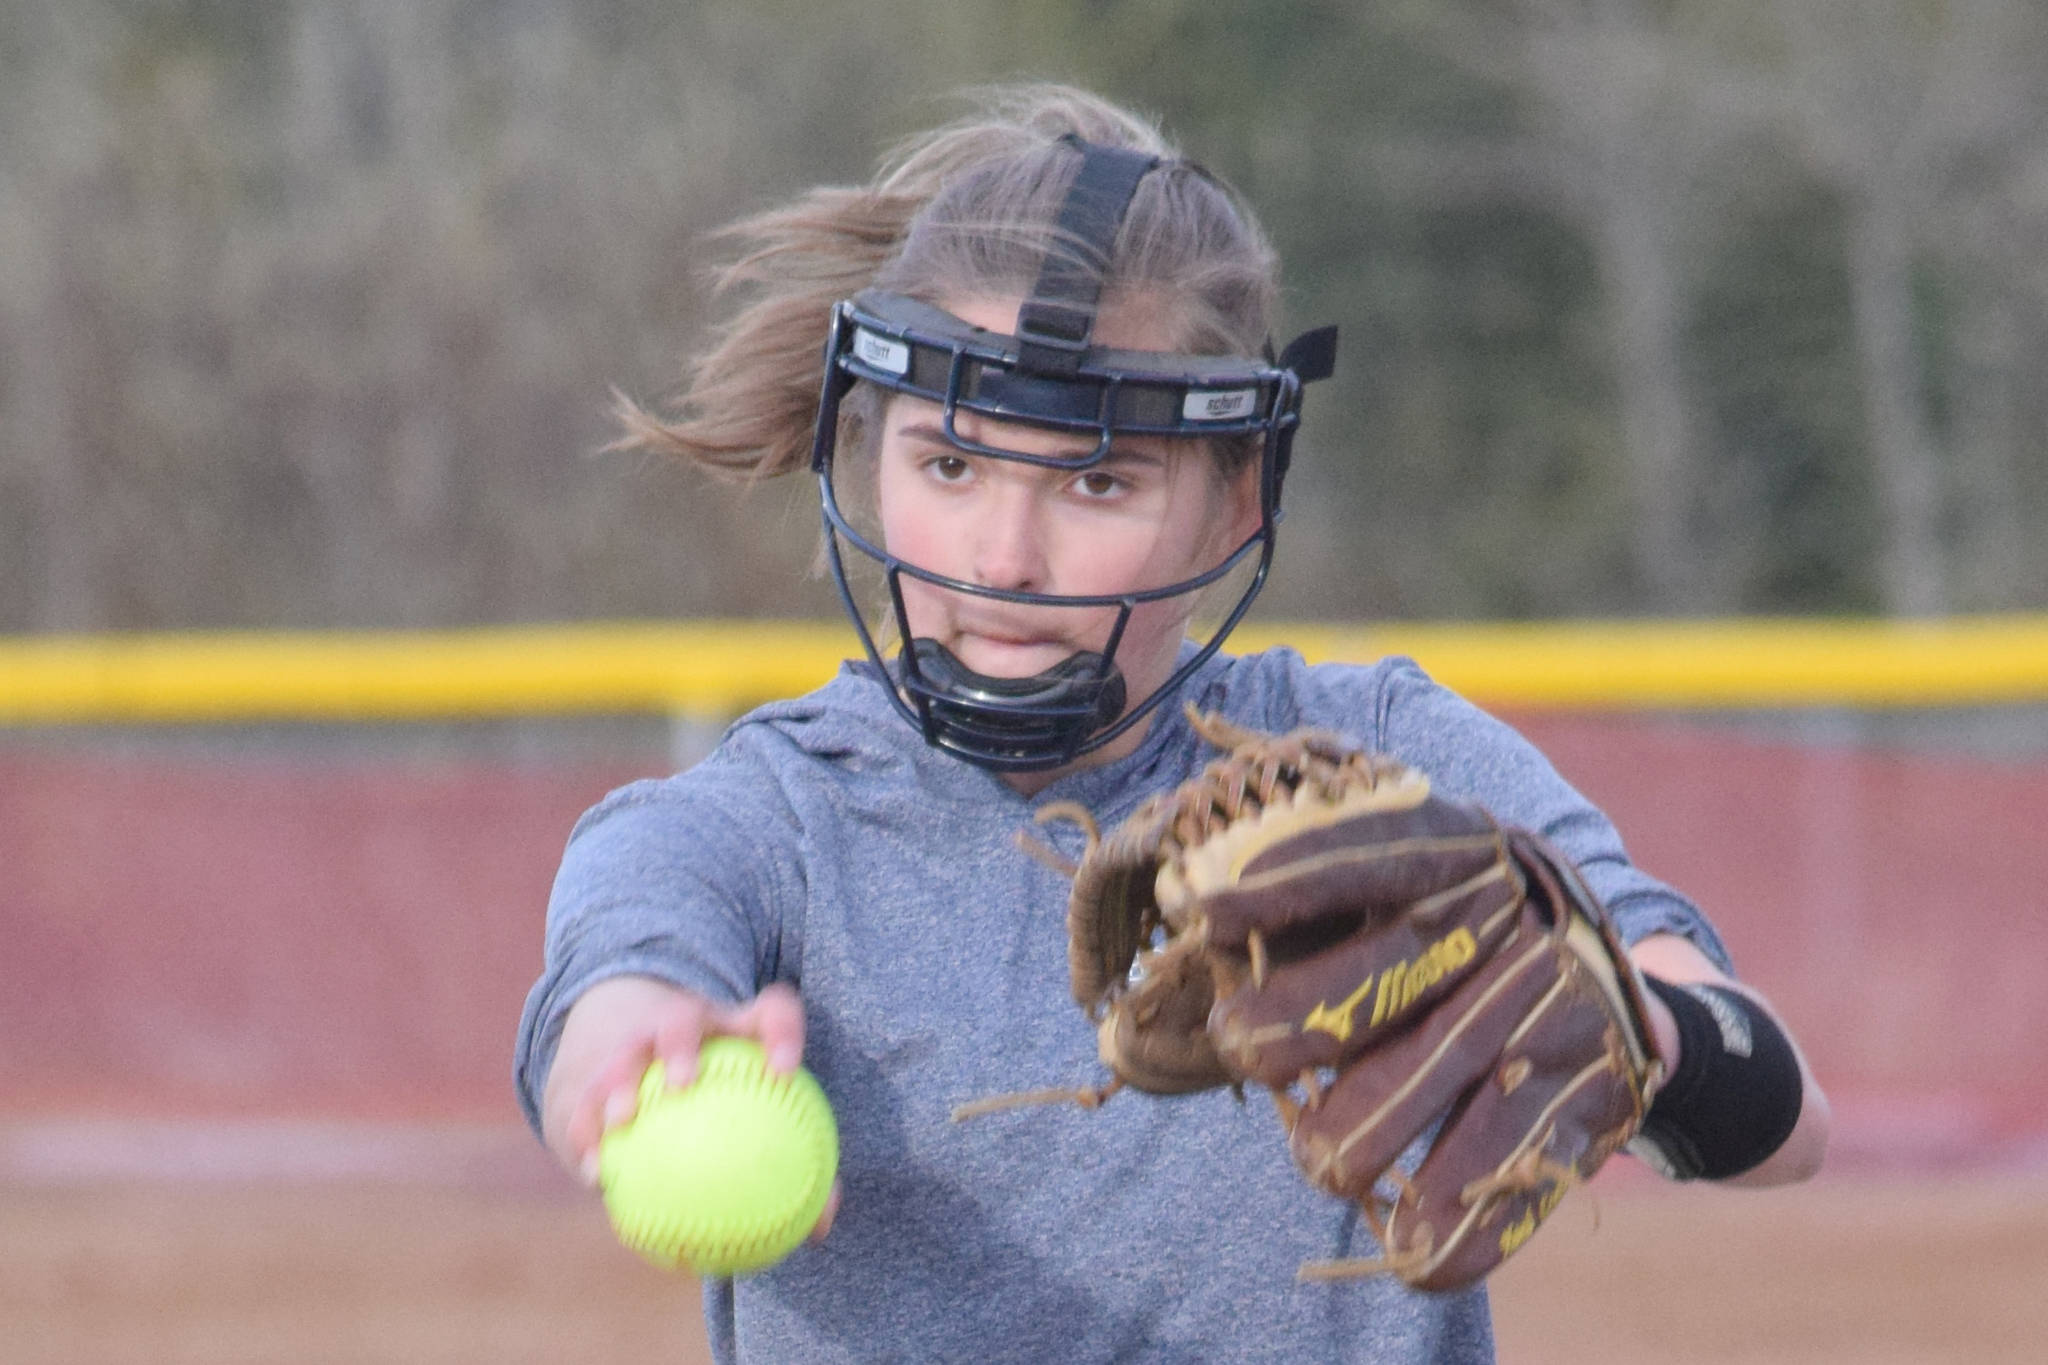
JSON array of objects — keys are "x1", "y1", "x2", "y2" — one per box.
[
  {"x1": 1370, "y1": 0, "x2": 1780, "y2": 612},
  {"x1": 4, "y1": 0, "x2": 2043, "y2": 630},
  {"x1": 1761, "y1": 0, "x2": 2048, "y2": 613},
  {"x1": 1384, "y1": 0, "x2": 2048, "y2": 616}
]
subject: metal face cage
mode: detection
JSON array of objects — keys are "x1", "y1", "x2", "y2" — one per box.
[{"x1": 807, "y1": 140, "x2": 1336, "y2": 772}]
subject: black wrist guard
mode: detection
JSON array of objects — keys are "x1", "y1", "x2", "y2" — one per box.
[{"x1": 1629, "y1": 976, "x2": 1803, "y2": 1181}]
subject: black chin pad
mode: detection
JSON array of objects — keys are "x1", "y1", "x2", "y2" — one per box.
[
  {"x1": 903, "y1": 641, "x2": 1129, "y2": 770},
  {"x1": 908, "y1": 640, "x2": 1126, "y2": 722}
]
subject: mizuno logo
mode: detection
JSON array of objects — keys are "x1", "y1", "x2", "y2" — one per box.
[{"x1": 1302, "y1": 926, "x2": 1479, "y2": 1043}]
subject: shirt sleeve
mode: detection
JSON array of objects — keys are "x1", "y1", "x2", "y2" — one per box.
[
  {"x1": 1290, "y1": 652, "x2": 1735, "y2": 972},
  {"x1": 510, "y1": 740, "x2": 807, "y2": 1137}
]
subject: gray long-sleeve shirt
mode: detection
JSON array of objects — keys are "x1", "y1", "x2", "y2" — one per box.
[{"x1": 515, "y1": 646, "x2": 1730, "y2": 1364}]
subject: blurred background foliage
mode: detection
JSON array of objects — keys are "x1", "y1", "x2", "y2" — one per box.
[{"x1": 3, "y1": 0, "x2": 2046, "y2": 632}]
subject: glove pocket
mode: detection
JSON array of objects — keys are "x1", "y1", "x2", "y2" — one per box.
[{"x1": 1095, "y1": 937, "x2": 1234, "y2": 1095}]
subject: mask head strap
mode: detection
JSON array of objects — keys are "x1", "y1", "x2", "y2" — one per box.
[{"x1": 1014, "y1": 135, "x2": 1162, "y2": 378}]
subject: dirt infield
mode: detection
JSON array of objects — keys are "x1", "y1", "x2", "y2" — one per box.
[
  {"x1": 4, "y1": 1167, "x2": 2042, "y2": 1364},
  {"x1": 1489, "y1": 1168, "x2": 2048, "y2": 1365}
]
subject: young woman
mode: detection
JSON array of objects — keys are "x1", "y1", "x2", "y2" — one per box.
[{"x1": 515, "y1": 85, "x2": 1827, "y2": 1364}]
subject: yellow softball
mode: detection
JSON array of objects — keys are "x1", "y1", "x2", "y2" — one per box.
[{"x1": 598, "y1": 1037, "x2": 838, "y2": 1276}]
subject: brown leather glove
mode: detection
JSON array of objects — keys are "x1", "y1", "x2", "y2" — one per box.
[{"x1": 1039, "y1": 709, "x2": 1664, "y2": 1292}]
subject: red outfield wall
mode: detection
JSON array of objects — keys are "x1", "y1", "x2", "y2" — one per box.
[
  {"x1": 3, "y1": 721, "x2": 2044, "y2": 1163},
  {"x1": 1516, "y1": 716, "x2": 2048, "y2": 1164},
  {"x1": 0, "y1": 750, "x2": 642, "y2": 1122}
]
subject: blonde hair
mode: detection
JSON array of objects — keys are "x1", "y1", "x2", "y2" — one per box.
[{"x1": 616, "y1": 84, "x2": 1281, "y2": 481}]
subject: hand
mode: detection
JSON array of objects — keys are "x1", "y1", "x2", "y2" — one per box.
[
  {"x1": 545, "y1": 977, "x2": 841, "y2": 1240},
  {"x1": 1043, "y1": 713, "x2": 1657, "y2": 1289},
  {"x1": 1200, "y1": 800, "x2": 1661, "y2": 1291}
]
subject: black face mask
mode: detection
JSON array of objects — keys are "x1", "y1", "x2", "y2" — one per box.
[{"x1": 808, "y1": 140, "x2": 1336, "y2": 773}]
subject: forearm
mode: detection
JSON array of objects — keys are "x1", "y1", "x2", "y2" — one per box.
[{"x1": 1628, "y1": 933, "x2": 1830, "y2": 1186}]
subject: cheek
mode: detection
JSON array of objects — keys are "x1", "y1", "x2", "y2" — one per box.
[
  {"x1": 864, "y1": 462, "x2": 943, "y2": 636},
  {"x1": 877, "y1": 464, "x2": 960, "y2": 573},
  {"x1": 897, "y1": 579, "x2": 947, "y2": 639},
  {"x1": 881, "y1": 522, "x2": 954, "y2": 635},
  {"x1": 1102, "y1": 465, "x2": 1248, "y2": 588},
  {"x1": 1114, "y1": 598, "x2": 1196, "y2": 675},
  {"x1": 1039, "y1": 515, "x2": 1179, "y2": 597}
]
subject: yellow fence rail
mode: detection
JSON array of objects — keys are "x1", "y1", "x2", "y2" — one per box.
[{"x1": 4, "y1": 616, "x2": 2048, "y2": 724}]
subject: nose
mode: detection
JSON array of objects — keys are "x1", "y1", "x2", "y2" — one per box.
[{"x1": 970, "y1": 477, "x2": 1051, "y2": 594}]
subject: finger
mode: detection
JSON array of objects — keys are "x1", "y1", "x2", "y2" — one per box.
[
  {"x1": 1289, "y1": 933, "x2": 1559, "y2": 1199},
  {"x1": 1368, "y1": 967, "x2": 1647, "y2": 1293},
  {"x1": 807, "y1": 1179, "x2": 842, "y2": 1244},
  {"x1": 650, "y1": 992, "x2": 715, "y2": 1091},
  {"x1": 1210, "y1": 883, "x2": 1525, "y2": 1084},
  {"x1": 712, "y1": 981, "x2": 808, "y2": 1074},
  {"x1": 1199, "y1": 795, "x2": 1495, "y2": 948},
  {"x1": 568, "y1": 1037, "x2": 659, "y2": 1185}
]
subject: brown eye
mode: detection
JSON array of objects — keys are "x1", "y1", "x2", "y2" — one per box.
[
  {"x1": 1078, "y1": 471, "x2": 1121, "y2": 498},
  {"x1": 930, "y1": 456, "x2": 969, "y2": 481}
]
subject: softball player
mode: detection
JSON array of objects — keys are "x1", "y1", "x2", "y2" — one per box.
[{"x1": 516, "y1": 84, "x2": 1827, "y2": 1363}]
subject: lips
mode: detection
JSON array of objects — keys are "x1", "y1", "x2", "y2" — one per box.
[
  {"x1": 957, "y1": 630, "x2": 1070, "y2": 656},
  {"x1": 948, "y1": 612, "x2": 1074, "y2": 651},
  {"x1": 961, "y1": 628, "x2": 1056, "y2": 648},
  {"x1": 946, "y1": 621, "x2": 1079, "y2": 673}
]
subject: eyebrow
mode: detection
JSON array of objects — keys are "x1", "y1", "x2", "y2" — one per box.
[{"x1": 896, "y1": 422, "x2": 1168, "y2": 467}]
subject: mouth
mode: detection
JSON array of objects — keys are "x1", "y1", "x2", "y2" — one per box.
[{"x1": 943, "y1": 622, "x2": 1081, "y2": 674}]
